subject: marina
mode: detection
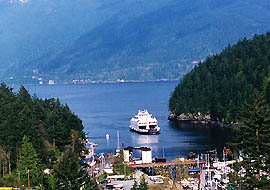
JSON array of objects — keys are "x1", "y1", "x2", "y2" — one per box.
[
  {"x1": 20, "y1": 82, "x2": 236, "y2": 188},
  {"x1": 8, "y1": 81, "x2": 236, "y2": 190},
  {"x1": 84, "y1": 141, "x2": 235, "y2": 190}
]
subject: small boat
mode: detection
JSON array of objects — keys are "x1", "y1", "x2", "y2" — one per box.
[
  {"x1": 106, "y1": 134, "x2": 110, "y2": 141},
  {"x1": 129, "y1": 110, "x2": 160, "y2": 134}
]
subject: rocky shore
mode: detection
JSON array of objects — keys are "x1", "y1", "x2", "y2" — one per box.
[{"x1": 168, "y1": 112, "x2": 238, "y2": 128}]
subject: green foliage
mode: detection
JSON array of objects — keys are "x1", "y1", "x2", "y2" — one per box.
[
  {"x1": 54, "y1": 149, "x2": 90, "y2": 190},
  {"x1": 46, "y1": 174, "x2": 57, "y2": 190},
  {"x1": 131, "y1": 180, "x2": 139, "y2": 190},
  {"x1": 169, "y1": 32, "x2": 270, "y2": 123},
  {"x1": 18, "y1": 136, "x2": 40, "y2": 187},
  {"x1": 0, "y1": 173, "x2": 18, "y2": 187},
  {"x1": 84, "y1": 178, "x2": 98, "y2": 190},
  {"x1": 113, "y1": 161, "x2": 133, "y2": 176},
  {"x1": 138, "y1": 175, "x2": 149, "y2": 190},
  {"x1": 0, "y1": 83, "x2": 88, "y2": 188},
  {"x1": 229, "y1": 91, "x2": 270, "y2": 189},
  {"x1": 154, "y1": 165, "x2": 172, "y2": 178},
  {"x1": 173, "y1": 163, "x2": 189, "y2": 182},
  {"x1": 131, "y1": 176, "x2": 149, "y2": 190},
  {"x1": 97, "y1": 174, "x2": 106, "y2": 182}
]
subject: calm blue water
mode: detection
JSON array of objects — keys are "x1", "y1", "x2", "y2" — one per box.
[{"x1": 22, "y1": 81, "x2": 230, "y2": 161}]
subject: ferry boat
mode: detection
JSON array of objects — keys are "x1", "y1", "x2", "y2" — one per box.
[{"x1": 129, "y1": 110, "x2": 160, "y2": 134}]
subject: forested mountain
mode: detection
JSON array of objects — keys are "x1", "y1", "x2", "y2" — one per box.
[
  {"x1": 1, "y1": 0, "x2": 270, "y2": 83},
  {"x1": 169, "y1": 32, "x2": 270, "y2": 123},
  {"x1": 0, "y1": 83, "x2": 90, "y2": 188}
]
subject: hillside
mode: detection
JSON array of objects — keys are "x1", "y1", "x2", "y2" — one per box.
[
  {"x1": 2, "y1": 0, "x2": 270, "y2": 83},
  {"x1": 169, "y1": 32, "x2": 270, "y2": 123},
  {"x1": 0, "y1": 83, "x2": 90, "y2": 188}
]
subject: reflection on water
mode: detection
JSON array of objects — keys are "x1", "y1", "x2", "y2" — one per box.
[
  {"x1": 130, "y1": 132, "x2": 160, "y2": 158},
  {"x1": 169, "y1": 121, "x2": 233, "y2": 153},
  {"x1": 106, "y1": 134, "x2": 110, "y2": 144},
  {"x1": 131, "y1": 132, "x2": 159, "y2": 145}
]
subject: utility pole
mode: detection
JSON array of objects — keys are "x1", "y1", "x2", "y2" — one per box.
[
  {"x1": 17, "y1": 171, "x2": 20, "y2": 187},
  {"x1": 28, "y1": 169, "x2": 30, "y2": 190}
]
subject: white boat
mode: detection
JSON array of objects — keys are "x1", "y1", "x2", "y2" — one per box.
[{"x1": 129, "y1": 110, "x2": 160, "y2": 134}]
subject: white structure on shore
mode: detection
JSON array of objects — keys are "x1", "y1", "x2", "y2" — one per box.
[
  {"x1": 123, "y1": 146, "x2": 152, "y2": 164},
  {"x1": 141, "y1": 147, "x2": 152, "y2": 163}
]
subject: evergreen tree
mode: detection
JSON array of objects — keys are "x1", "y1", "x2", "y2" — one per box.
[
  {"x1": 138, "y1": 175, "x2": 149, "y2": 190},
  {"x1": 84, "y1": 178, "x2": 98, "y2": 190},
  {"x1": 169, "y1": 32, "x2": 270, "y2": 123},
  {"x1": 54, "y1": 149, "x2": 89, "y2": 190},
  {"x1": 0, "y1": 83, "x2": 88, "y2": 187},
  {"x1": 18, "y1": 136, "x2": 41, "y2": 187},
  {"x1": 229, "y1": 91, "x2": 270, "y2": 189},
  {"x1": 131, "y1": 180, "x2": 139, "y2": 190}
]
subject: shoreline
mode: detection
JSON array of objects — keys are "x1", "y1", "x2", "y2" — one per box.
[
  {"x1": 6, "y1": 79, "x2": 180, "y2": 86},
  {"x1": 168, "y1": 113, "x2": 238, "y2": 129}
]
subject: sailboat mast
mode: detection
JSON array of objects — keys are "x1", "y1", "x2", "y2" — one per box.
[
  {"x1": 117, "y1": 131, "x2": 120, "y2": 152},
  {"x1": 163, "y1": 146, "x2": 165, "y2": 158}
]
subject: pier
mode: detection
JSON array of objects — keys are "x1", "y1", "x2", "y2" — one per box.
[{"x1": 129, "y1": 159, "x2": 206, "y2": 168}]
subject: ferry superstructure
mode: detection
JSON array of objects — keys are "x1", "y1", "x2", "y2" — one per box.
[{"x1": 129, "y1": 110, "x2": 160, "y2": 134}]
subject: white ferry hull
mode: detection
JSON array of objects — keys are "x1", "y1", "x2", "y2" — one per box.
[
  {"x1": 129, "y1": 110, "x2": 160, "y2": 135},
  {"x1": 129, "y1": 125, "x2": 160, "y2": 135}
]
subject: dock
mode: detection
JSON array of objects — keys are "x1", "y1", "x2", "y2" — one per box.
[{"x1": 129, "y1": 159, "x2": 206, "y2": 168}]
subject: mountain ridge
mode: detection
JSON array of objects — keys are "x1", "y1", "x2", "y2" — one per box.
[{"x1": 2, "y1": 0, "x2": 270, "y2": 84}]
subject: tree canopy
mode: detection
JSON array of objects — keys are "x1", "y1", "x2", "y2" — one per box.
[
  {"x1": 169, "y1": 32, "x2": 270, "y2": 123},
  {"x1": 54, "y1": 149, "x2": 90, "y2": 190},
  {"x1": 0, "y1": 83, "x2": 91, "y2": 188},
  {"x1": 229, "y1": 91, "x2": 270, "y2": 189},
  {"x1": 18, "y1": 136, "x2": 40, "y2": 187}
]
